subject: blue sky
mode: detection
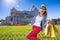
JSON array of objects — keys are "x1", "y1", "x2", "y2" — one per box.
[{"x1": 0, "y1": 0, "x2": 60, "y2": 20}]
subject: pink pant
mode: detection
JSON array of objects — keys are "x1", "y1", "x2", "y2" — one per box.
[{"x1": 26, "y1": 25, "x2": 41, "y2": 40}]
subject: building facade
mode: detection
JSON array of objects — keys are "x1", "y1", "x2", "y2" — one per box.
[{"x1": 1, "y1": 7, "x2": 38, "y2": 25}]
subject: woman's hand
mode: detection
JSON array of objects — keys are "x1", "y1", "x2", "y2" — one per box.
[
  {"x1": 44, "y1": 21, "x2": 48, "y2": 26},
  {"x1": 30, "y1": 5, "x2": 35, "y2": 11},
  {"x1": 32, "y1": 5, "x2": 34, "y2": 8}
]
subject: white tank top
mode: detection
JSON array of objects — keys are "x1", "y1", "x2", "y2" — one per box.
[{"x1": 33, "y1": 15, "x2": 43, "y2": 27}]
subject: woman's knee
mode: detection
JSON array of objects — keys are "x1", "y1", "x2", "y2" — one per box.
[{"x1": 26, "y1": 34, "x2": 31, "y2": 39}]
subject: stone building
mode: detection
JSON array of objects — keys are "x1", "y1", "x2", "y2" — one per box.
[{"x1": 1, "y1": 7, "x2": 38, "y2": 25}]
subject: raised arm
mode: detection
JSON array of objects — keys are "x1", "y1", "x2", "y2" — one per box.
[{"x1": 30, "y1": 5, "x2": 35, "y2": 11}]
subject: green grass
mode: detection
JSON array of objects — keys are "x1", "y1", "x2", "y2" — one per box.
[
  {"x1": 0, "y1": 25, "x2": 60, "y2": 40},
  {"x1": 55, "y1": 25, "x2": 60, "y2": 30}
]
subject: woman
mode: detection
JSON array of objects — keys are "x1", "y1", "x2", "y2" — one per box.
[
  {"x1": 26, "y1": 4, "x2": 47, "y2": 40},
  {"x1": 31, "y1": 4, "x2": 47, "y2": 31}
]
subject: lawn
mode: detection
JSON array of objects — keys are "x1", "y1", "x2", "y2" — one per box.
[{"x1": 0, "y1": 25, "x2": 60, "y2": 40}]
